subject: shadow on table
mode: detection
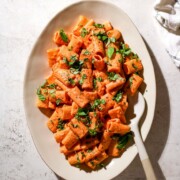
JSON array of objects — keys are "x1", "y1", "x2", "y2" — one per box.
[{"x1": 54, "y1": 39, "x2": 170, "y2": 180}]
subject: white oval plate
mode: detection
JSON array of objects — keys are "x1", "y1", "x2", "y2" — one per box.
[{"x1": 24, "y1": 1, "x2": 156, "y2": 180}]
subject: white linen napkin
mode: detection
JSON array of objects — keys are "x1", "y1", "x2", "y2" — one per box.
[{"x1": 154, "y1": 0, "x2": 180, "y2": 67}]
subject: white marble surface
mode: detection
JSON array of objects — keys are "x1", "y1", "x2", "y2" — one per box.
[{"x1": 0, "y1": 0, "x2": 180, "y2": 179}]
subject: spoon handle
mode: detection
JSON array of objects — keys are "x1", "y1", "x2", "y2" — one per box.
[{"x1": 132, "y1": 125, "x2": 156, "y2": 180}]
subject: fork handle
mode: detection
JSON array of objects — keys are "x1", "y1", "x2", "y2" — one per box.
[{"x1": 132, "y1": 125, "x2": 157, "y2": 180}]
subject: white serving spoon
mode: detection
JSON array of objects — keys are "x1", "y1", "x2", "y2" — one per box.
[{"x1": 127, "y1": 92, "x2": 156, "y2": 180}]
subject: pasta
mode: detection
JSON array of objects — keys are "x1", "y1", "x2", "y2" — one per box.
[{"x1": 36, "y1": 15, "x2": 144, "y2": 169}]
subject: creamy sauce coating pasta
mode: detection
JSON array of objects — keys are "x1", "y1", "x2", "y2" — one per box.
[{"x1": 36, "y1": 15, "x2": 143, "y2": 169}]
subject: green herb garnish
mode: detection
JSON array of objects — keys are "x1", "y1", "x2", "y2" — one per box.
[
  {"x1": 40, "y1": 81, "x2": 47, "y2": 88},
  {"x1": 129, "y1": 77, "x2": 133, "y2": 87},
  {"x1": 88, "y1": 128, "x2": 98, "y2": 136},
  {"x1": 93, "y1": 77, "x2": 102, "y2": 89},
  {"x1": 94, "y1": 31, "x2": 107, "y2": 41},
  {"x1": 63, "y1": 57, "x2": 68, "y2": 64},
  {"x1": 106, "y1": 37, "x2": 116, "y2": 46},
  {"x1": 68, "y1": 56, "x2": 84, "y2": 74},
  {"x1": 113, "y1": 91, "x2": 123, "y2": 102},
  {"x1": 131, "y1": 53, "x2": 139, "y2": 59},
  {"x1": 83, "y1": 50, "x2": 90, "y2": 55},
  {"x1": 97, "y1": 163, "x2": 106, "y2": 169},
  {"x1": 91, "y1": 99, "x2": 106, "y2": 110},
  {"x1": 116, "y1": 132, "x2": 133, "y2": 149},
  {"x1": 107, "y1": 47, "x2": 114, "y2": 59},
  {"x1": 117, "y1": 43, "x2": 132, "y2": 58},
  {"x1": 69, "y1": 55, "x2": 78, "y2": 64},
  {"x1": 56, "y1": 99, "x2": 61, "y2": 106},
  {"x1": 49, "y1": 89, "x2": 56, "y2": 98},
  {"x1": 94, "y1": 23, "x2": 104, "y2": 28},
  {"x1": 107, "y1": 72, "x2": 121, "y2": 81},
  {"x1": 81, "y1": 28, "x2": 88, "y2": 37},
  {"x1": 36, "y1": 87, "x2": 46, "y2": 101},
  {"x1": 57, "y1": 118, "x2": 65, "y2": 130},
  {"x1": 75, "y1": 108, "x2": 91, "y2": 126},
  {"x1": 97, "y1": 77, "x2": 102, "y2": 82},
  {"x1": 47, "y1": 83, "x2": 56, "y2": 89},
  {"x1": 68, "y1": 78, "x2": 75, "y2": 85},
  {"x1": 76, "y1": 108, "x2": 88, "y2": 117},
  {"x1": 59, "y1": 29, "x2": 68, "y2": 43},
  {"x1": 37, "y1": 93, "x2": 46, "y2": 101},
  {"x1": 79, "y1": 74, "x2": 87, "y2": 85}
]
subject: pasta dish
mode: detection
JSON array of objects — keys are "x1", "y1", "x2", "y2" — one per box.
[{"x1": 36, "y1": 15, "x2": 143, "y2": 169}]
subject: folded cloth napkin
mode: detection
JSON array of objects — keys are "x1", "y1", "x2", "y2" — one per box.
[{"x1": 154, "y1": 0, "x2": 180, "y2": 67}]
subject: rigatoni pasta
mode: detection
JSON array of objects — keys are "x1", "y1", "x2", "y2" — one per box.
[{"x1": 36, "y1": 15, "x2": 144, "y2": 169}]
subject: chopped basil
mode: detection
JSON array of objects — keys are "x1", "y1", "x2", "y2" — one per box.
[
  {"x1": 97, "y1": 77, "x2": 102, "y2": 82},
  {"x1": 81, "y1": 28, "x2": 88, "y2": 37},
  {"x1": 107, "y1": 72, "x2": 121, "y2": 81},
  {"x1": 116, "y1": 132, "x2": 133, "y2": 149},
  {"x1": 57, "y1": 118, "x2": 65, "y2": 130},
  {"x1": 83, "y1": 50, "x2": 90, "y2": 55},
  {"x1": 129, "y1": 77, "x2": 133, "y2": 87},
  {"x1": 37, "y1": 87, "x2": 41, "y2": 95},
  {"x1": 37, "y1": 94, "x2": 46, "y2": 101},
  {"x1": 106, "y1": 37, "x2": 116, "y2": 46},
  {"x1": 93, "y1": 77, "x2": 102, "y2": 89},
  {"x1": 79, "y1": 74, "x2": 87, "y2": 85},
  {"x1": 97, "y1": 163, "x2": 106, "y2": 169},
  {"x1": 117, "y1": 43, "x2": 132, "y2": 58},
  {"x1": 93, "y1": 31, "x2": 108, "y2": 42},
  {"x1": 76, "y1": 154, "x2": 81, "y2": 164},
  {"x1": 88, "y1": 128, "x2": 98, "y2": 136},
  {"x1": 70, "y1": 68, "x2": 80, "y2": 74},
  {"x1": 118, "y1": 57, "x2": 123, "y2": 63},
  {"x1": 47, "y1": 83, "x2": 56, "y2": 89},
  {"x1": 49, "y1": 89, "x2": 56, "y2": 98},
  {"x1": 36, "y1": 87, "x2": 46, "y2": 101},
  {"x1": 56, "y1": 99, "x2": 61, "y2": 106},
  {"x1": 68, "y1": 56, "x2": 84, "y2": 74},
  {"x1": 93, "y1": 78, "x2": 97, "y2": 89},
  {"x1": 59, "y1": 29, "x2": 68, "y2": 43},
  {"x1": 102, "y1": 35, "x2": 108, "y2": 41},
  {"x1": 91, "y1": 99, "x2": 106, "y2": 110},
  {"x1": 68, "y1": 78, "x2": 75, "y2": 85},
  {"x1": 113, "y1": 91, "x2": 123, "y2": 102},
  {"x1": 76, "y1": 108, "x2": 88, "y2": 117},
  {"x1": 96, "y1": 121, "x2": 104, "y2": 129},
  {"x1": 107, "y1": 47, "x2": 114, "y2": 59},
  {"x1": 40, "y1": 81, "x2": 47, "y2": 88},
  {"x1": 75, "y1": 108, "x2": 91, "y2": 126},
  {"x1": 62, "y1": 57, "x2": 68, "y2": 64},
  {"x1": 94, "y1": 23, "x2": 104, "y2": 28},
  {"x1": 131, "y1": 53, "x2": 139, "y2": 59},
  {"x1": 75, "y1": 108, "x2": 88, "y2": 119},
  {"x1": 70, "y1": 55, "x2": 78, "y2": 64}
]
